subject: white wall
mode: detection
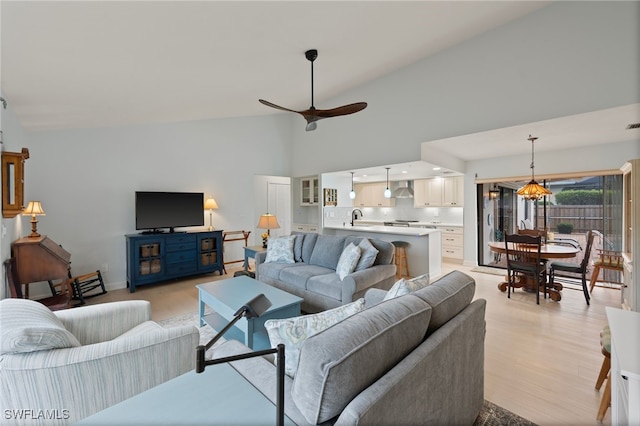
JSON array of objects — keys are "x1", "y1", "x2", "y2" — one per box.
[
  {"x1": 0, "y1": 96, "x2": 31, "y2": 298},
  {"x1": 22, "y1": 114, "x2": 292, "y2": 293},
  {"x1": 289, "y1": 2, "x2": 639, "y2": 177}
]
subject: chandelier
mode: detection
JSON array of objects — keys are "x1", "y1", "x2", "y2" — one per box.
[{"x1": 516, "y1": 135, "x2": 552, "y2": 200}]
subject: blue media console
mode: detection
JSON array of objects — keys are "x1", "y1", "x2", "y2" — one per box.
[{"x1": 125, "y1": 230, "x2": 224, "y2": 292}]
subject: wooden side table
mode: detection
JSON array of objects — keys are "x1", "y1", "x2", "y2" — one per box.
[{"x1": 243, "y1": 245, "x2": 266, "y2": 271}]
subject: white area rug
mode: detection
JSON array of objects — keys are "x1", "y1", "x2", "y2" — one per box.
[{"x1": 158, "y1": 311, "x2": 223, "y2": 359}]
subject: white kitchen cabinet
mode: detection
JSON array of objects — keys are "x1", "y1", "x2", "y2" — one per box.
[
  {"x1": 442, "y1": 176, "x2": 464, "y2": 206},
  {"x1": 353, "y1": 182, "x2": 395, "y2": 207},
  {"x1": 438, "y1": 226, "x2": 463, "y2": 261},
  {"x1": 292, "y1": 223, "x2": 319, "y2": 233},
  {"x1": 414, "y1": 178, "x2": 443, "y2": 207},
  {"x1": 414, "y1": 177, "x2": 463, "y2": 207},
  {"x1": 300, "y1": 177, "x2": 319, "y2": 206}
]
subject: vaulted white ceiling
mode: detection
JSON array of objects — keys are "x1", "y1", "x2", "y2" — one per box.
[
  {"x1": 2, "y1": 1, "x2": 637, "y2": 167},
  {"x1": 2, "y1": 1, "x2": 550, "y2": 132}
]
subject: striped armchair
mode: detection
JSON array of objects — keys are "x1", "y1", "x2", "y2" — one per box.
[{"x1": 0, "y1": 298, "x2": 199, "y2": 425}]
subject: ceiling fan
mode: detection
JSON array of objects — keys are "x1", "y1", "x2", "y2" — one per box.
[{"x1": 259, "y1": 49, "x2": 367, "y2": 132}]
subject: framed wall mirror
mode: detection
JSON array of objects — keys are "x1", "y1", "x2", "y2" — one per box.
[{"x1": 2, "y1": 148, "x2": 29, "y2": 218}]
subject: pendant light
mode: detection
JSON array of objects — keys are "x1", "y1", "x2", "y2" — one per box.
[
  {"x1": 349, "y1": 172, "x2": 356, "y2": 199},
  {"x1": 384, "y1": 167, "x2": 391, "y2": 198},
  {"x1": 517, "y1": 135, "x2": 552, "y2": 200}
]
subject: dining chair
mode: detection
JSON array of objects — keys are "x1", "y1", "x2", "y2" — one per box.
[
  {"x1": 4, "y1": 258, "x2": 73, "y2": 311},
  {"x1": 548, "y1": 230, "x2": 595, "y2": 305},
  {"x1": 504, "y1": 233, "x2": 546, "y2": 304},
  {"x1": 589, "y1": 230, "x2": 624, "y2": 293}
]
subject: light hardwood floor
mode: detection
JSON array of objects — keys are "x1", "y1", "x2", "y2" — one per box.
[{"x1": 86, "y1": 262, "x2": 618, "y2": 425}]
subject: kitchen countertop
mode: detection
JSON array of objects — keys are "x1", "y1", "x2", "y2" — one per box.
[
  {"x1": 323, "y1": 225, "x2": 441, "y2": 237},
  {"x1": 352, "y1": 220, "x2": 463, "y2": 228}
]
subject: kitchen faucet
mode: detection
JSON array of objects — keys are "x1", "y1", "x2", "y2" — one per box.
[{"x1": 351, "y1": 209, "x2": 363, "y2": 226}]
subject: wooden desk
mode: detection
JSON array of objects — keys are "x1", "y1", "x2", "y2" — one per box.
[
  {"x1": 488, "y1": 241, "x2": 580, "y2": 301},
  {"x1": 11, "y1": 235, "x2": 71, "y2": 298}
]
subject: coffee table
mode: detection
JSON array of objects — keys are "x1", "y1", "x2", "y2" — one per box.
[
  {"x1": 197, "y1": 275, "x2": 303, "y2": 350},
  {"x1": 77, "y1": 362, "x2": 295, "y2": 425}
]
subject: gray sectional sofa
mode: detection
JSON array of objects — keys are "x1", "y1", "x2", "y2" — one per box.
[
  {"x1": 214, "y1": 270, "x2": 486, "y2": 425},
  {"x1": 255, "y1": 233, "x2": 397, "y2": 313}
]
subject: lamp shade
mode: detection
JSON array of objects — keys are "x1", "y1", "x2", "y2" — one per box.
[
  {"x1": 516, "y1": 135, "x2": 551, "y2": 200},
  {"x1": 204, "y1": 197, "x2": 218, "y2": 210},
  {"x1": 23, "y1": 201, "x2": 45, "y2": 216},
  {"x1": 517, "y1": 180, "x2": 552, "y2": 200},
  {"x1": 257, "y1": 213, "x2": 280, "y2": 230}
]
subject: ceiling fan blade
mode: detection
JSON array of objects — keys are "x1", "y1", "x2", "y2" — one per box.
[
  {"x1": 312, "y1": 102, "x2": 368, "y2": 118},
  {"x1": 259, "y1": 50, "x2": 367, "y2": 131},
  {"x1": 258, "y1": 99, "x2": 300, "y2": 114}
]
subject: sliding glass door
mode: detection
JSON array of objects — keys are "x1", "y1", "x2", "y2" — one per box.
[{"x1": 476, "y1": 174, "x2": 623, "y2": 272}]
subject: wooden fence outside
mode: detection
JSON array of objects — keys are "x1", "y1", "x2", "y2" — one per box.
[{"x1": 535, "y1": 205, "x2": 606, "y2": 233}]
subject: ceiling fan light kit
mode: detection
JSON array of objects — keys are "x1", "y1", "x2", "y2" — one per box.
[{"x1": 259, "y1": 49, "x2": 367, "y2": 131}]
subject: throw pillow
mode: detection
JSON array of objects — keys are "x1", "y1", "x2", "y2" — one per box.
[
  {"x1": 264, "y1": 298, "x2": 365, "y2": 378},
  {"x1": 264, "y1": 235, "x2": 295, "y2": 264},
  {"x1": 383, "y1": 275, "x2": 431, "y2": 301},
  {"x1": 0, "y1": 298, "x2": 81, "y2": 355},
  {"x1": 354, "y1": 238, "x2": 379, "y2": 271},
  {"x1": 335, "y1": 242, "x2": 361, "y2": 281}
]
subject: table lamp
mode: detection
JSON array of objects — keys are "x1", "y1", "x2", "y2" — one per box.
[
  {"x1": 23, "y1": 201, "x2": 45, "y2": 238},
  {"x1": 204, "y1": 197, "x2": 219, "y2": 231},
  {"x1": 257, "y1": 213, "x2": 280, "y2": 247}
]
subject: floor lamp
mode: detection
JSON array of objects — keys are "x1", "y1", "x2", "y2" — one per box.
[{"x1": 195, "y1": 294, "x2": 286, "y2": 426}]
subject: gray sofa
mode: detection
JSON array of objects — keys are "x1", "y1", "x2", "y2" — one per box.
[
  {"x1": 255, "y1": 233, "x2": 397, "y2": 313},
  {"x1": 214, "y1": 270, "x2": 486, "y2": 425}
]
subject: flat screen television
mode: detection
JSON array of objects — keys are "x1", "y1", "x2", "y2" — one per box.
[{"x1": 135, "y1": 191, "x2": 204, "y2": 233}]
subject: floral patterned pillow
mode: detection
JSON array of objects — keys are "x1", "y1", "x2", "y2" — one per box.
[
  {"x1": 335, "y1": 242, "x2": 362, "y2": 280},
  {"x1": 265, "y1": 235, "x2": 295, "y2": 264},
  {"x1": 264, "y1": 298, "x2": 366, "y2": 377}
]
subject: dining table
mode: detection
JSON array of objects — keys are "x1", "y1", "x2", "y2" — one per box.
[{"x1": 487, "y1": 240, "x2": 581, "y2": 301}]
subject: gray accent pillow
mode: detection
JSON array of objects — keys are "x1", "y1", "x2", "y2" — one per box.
[
  {"x1": 412, "y1": 270, "x2": 475, "y2": 335},
  {"x1": 0, "y1": 298, "x2": 81, "y2": 354},
  {"x1": 291, "y1": 294, "x2": 432, "y2": 424},
  {"x1": 354, "y1": 238, "x2": 379, "y2": 271},
  {"x1": 309, "y1": 235, "x2": 346, "y2": 269},
  {"x1": 265, "y1": 235, "x2": 295, "y2": 264},
  {"x1": 292, "y1": 234, "x2": 305, "y2": 262},
  {"x1": 335, "y1": 243, "x2": 361, "y2": 280},
  {"x1": 383, "y1": 275, "x2": 430, "y2": 301}
]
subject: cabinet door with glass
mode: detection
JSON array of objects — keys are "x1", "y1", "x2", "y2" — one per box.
[{"x1": 300, "y1": 177, "x2": 319, "y2": 205}]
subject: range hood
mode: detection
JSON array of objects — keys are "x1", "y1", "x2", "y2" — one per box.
[{"x1": 391, "y1": 181, "x2": 414, "y2": 198}]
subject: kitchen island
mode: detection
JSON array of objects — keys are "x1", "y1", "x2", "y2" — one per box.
[{"x1": 323, "y1": 225, "x2": 442, "y2": 279}]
